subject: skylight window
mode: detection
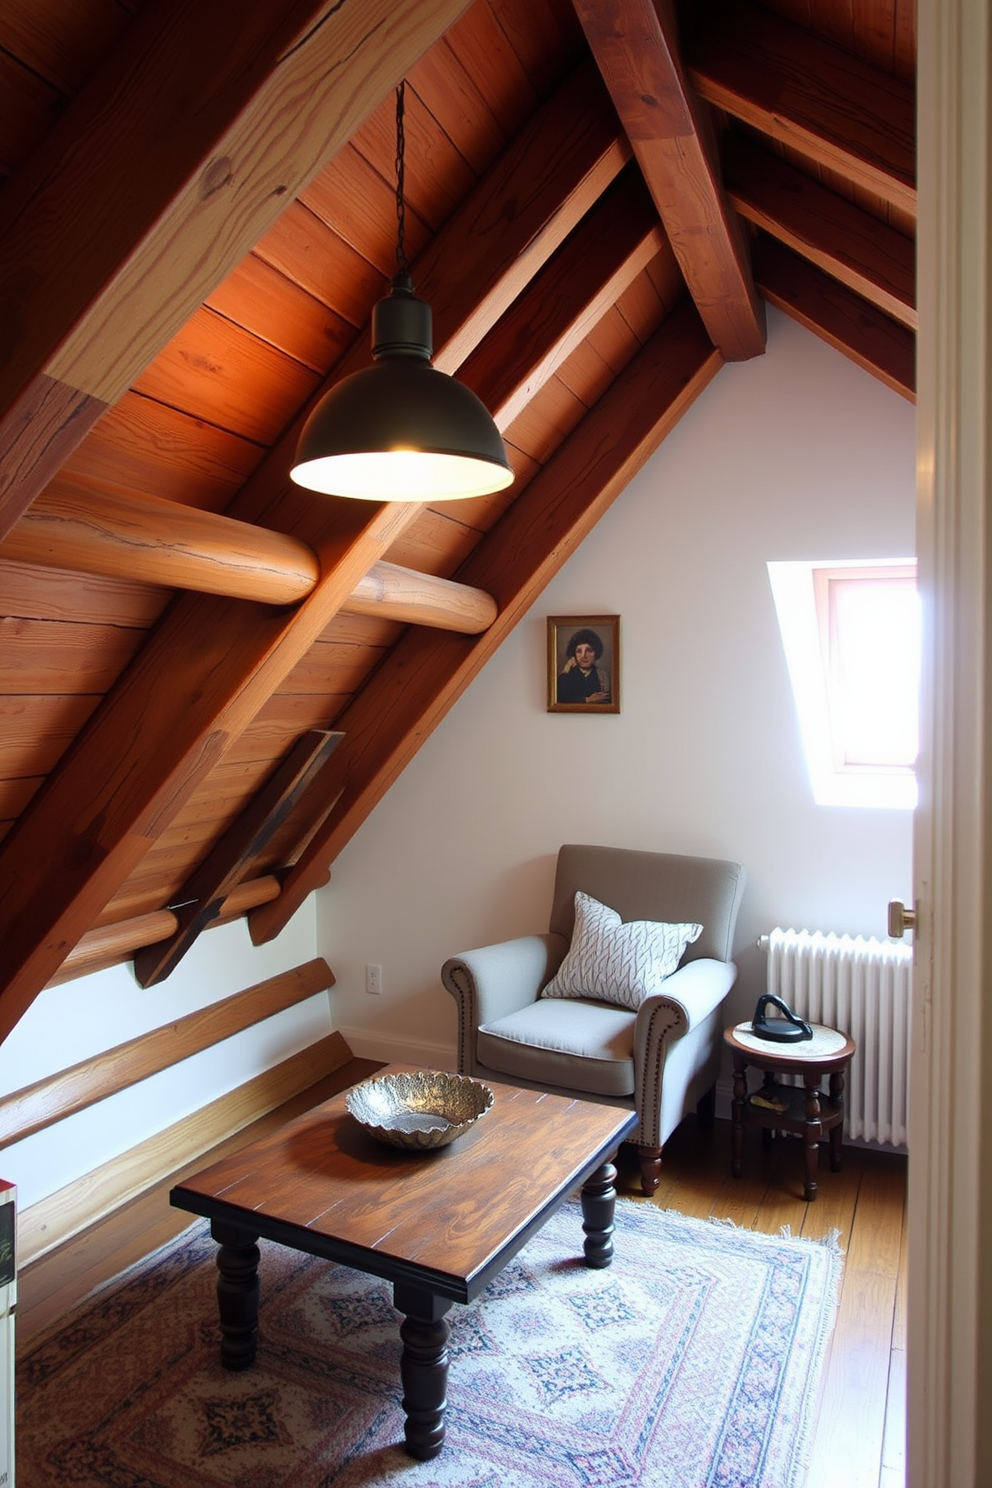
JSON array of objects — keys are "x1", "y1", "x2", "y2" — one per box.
[{"x1": 768, "y1": 559, "x2": 919, "y2": 809}]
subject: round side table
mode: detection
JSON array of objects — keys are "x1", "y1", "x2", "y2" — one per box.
[{"x1": 723, "y1": 1022, "x2": 857, "y2": 1201}]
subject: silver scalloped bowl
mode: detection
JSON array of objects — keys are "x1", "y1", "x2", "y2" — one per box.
[{"x1": 346, "y1": 1069, "x2": 494, "y2": 1151}]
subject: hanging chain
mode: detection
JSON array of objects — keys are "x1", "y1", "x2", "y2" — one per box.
[{"x1": 394, "y1": 81, "x2": 408, "y2": 279}]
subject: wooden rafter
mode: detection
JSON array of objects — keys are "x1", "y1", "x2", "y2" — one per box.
[
  {"x1": 752, "y1": 235, "x2": 915, "y2": 401},
  {"x1": 724, "y1": 134, "x2": 916, "y2": 331},
  {"x1": 573, "y1": 0, "x2": 764, "y2": 361},
  {"x1": 133, "y1": 731, "x2": 345, "y2": 986},
  {"x1": 249, "y1": 299, "x2": 723, "y2": 942},
  {"x1": 686, "y1": 0, "x2": 915, "y2": 218},
  {"x1": 460, "y1": 168, "x2": 669, "y2": 428},
  {"x1": 0, "y1": 0, "x2": 477, "y2": 540},
  {"x1": 0, "y1": 62, "x2": 628, "y2": 1041},
  {"x1": 2, "y1": 481, "x2": 497, "y2": 632}
]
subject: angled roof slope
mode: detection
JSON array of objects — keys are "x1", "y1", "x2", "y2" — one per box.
[{"x1": 0, "y1": 0, "x2": 915, "y2": 1040}]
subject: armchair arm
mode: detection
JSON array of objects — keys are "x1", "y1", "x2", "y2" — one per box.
[
  {"x1": 633, "y1": 958, "x2": 738, "y2": 1147},
  {"x1": 441, "y1": 933, "x2": 568, "y2": 1074}
]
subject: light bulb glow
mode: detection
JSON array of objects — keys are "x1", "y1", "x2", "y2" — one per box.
[{"x1": 290, "y1": 448, "x2": 515, "y2": 501}]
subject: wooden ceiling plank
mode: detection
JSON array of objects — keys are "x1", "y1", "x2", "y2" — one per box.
[
  {"x1": 687, "y1": 0, "x2": 916, "y2": 218},
  {"x1": 63, "y1": 396, "x2": 264, "y2": 513},
  {"x1": 206, "y1": 255, "x2": 354, "y2": 376},
  {"x1": 133, "y1": 731, "x2": 345, "y2": 986},
  {"x1": 0, "y1": 55, "x2": 623, "y2": 1036},
  {"x1": 131, "y1": 308, "x2": 323, "y2": 447},
  {"x1": 725, "y1": 133, "x2": 916, "y2": 330},
  {"x1": 249, "y1": 299, "x2": 723, "y2": 941},
  {"x1": 752, "y1": 234, "x2": 915, "y2": 400},
  {"x1": 0, "y1": 0, "x2": 476, "y2": 540},
  {"x1": 574, "y1": 0, "x2": 765, "y2": 360},
  {"x1": 458, "y1": 169, "x2": 667, "y2": 428}
]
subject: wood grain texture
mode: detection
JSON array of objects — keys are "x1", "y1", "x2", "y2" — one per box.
[
  {"x1": 16, "y1": 1031, "x2": 353, "y2": 1266},
  {"x1": 0, "y1": 373, "x2": 106, "y2": 543},
  {"x1": 172, "y1": 1069, "x2": 636, "y2": 1292},
  {"x1": 250, "y1": 300, "x2": 722, "y2": 940},
  {"x1": 752, "y1": 234, "x2": 915, "y2": 399},
  {"x1": 458, "y1": 168, "x2": 667, "y2": 427},
  {"x1": 725, "y1": 132, "x2": 915, "y2": 328},
  {"x1": 0, "y1": 959, "x2": 335, "y2": 1144},
  {"x1": 688, "y1": 0, "x2": 915, "y2": 217},
  {"x1": 0, "y1": 0, "x2": 476, "y2": 411},
  {"x1": 574, "y1": 0, "x2": 765, "y2": 360},
  {"x1": 3, "y1": 478, "x2": 321, "y2": 604},
  {"x1": 133, "y1": 734, "x2": 343, "y2": 985},
  {"x1": 46, "y1": 874, "x2": 284, "y2": 984}
]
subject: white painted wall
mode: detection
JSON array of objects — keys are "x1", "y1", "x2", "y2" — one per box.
[
  {"x1": 0, "y1": 901, "x2": 322, "y2": 1208},
  {"x1": 317, "y1": 309, "x2": 916, "y2": 1072}
]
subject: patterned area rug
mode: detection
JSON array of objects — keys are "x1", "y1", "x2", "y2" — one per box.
[{"x1": 17, "y1": 1200, "x2": 842, "y2": 1487}]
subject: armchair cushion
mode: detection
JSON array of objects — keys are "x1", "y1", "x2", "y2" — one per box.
[
  {"x1": 540, "y1": 891, "x2": 702, "y2": 1010},
  {"x1": 477, "y1": 998, "x2": 636, "y2": 1098}
]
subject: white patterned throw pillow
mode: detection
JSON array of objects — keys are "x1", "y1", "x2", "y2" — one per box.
[{"x1": 541, "y1": 891, "x2": 702, "y2": 1011}]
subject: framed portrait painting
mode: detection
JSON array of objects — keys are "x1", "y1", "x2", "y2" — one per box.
[{"x1": 547, "y1": 615, "x2": 620, "y2": 713}]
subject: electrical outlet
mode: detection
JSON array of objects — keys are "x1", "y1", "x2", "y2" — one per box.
[{"x1": 365, "y1": 963, "x2": 382, "y2": 995}]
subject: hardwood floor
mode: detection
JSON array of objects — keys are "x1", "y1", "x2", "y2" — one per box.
[{"x1": 16, "y1": 1066, "x2": 907, "y2": 1487}]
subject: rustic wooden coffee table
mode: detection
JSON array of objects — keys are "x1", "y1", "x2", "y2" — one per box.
[{"x1": 171, "y1": 1065, "x2": 637, "y2": 1460}]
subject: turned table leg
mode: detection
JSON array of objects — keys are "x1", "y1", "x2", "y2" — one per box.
[
  {"x1": 212, "y1": 1219, "x2": 261, "y2": 1370},
  {"x1": 394, "y1": 1283, "x2": 453, "y2": 1460},
  {"x1": 731, "y1": 1058, "x2": 747, "y2": 1178},
  {"x1": 829, "y1": 1068, "x2": 846, "y2": 1170},
  {"x1": 802, "y1": 1073, "x2": 824, "y2": 1201},
  {"x1": 581, "y1": 1157, "x2": 618, "y2": 1268}
]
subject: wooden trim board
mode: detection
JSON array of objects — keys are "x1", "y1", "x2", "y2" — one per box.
[{"x1": 16, "y1": 1030, "x2": 352, "y2": 1267}]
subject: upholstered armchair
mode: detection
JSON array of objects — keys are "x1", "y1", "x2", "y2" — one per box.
[{"x1": 441, "y1": 845, "x2": 747, "y2": 1195}]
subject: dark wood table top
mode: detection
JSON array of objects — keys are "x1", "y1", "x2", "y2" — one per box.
[{"x1": 171, "y1": 1064, "x2": 638, "y2": 1303}]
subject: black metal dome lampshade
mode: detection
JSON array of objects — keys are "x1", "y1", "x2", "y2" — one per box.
[{"x1": 290, "y1": 85, "x2": 513, "y2": 503}]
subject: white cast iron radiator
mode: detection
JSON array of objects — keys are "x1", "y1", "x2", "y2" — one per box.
[{"x1": 762, "y1": 927, "x2": 913, "y2": 1147}]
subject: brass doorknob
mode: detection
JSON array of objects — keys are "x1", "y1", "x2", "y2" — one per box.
[{"x1": 888, "y1": 899, "x2": 917, "y2": 938}]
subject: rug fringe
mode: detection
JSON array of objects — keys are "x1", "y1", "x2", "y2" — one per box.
[{"x1": 643, "y1": 1201, "x2": 846, "y2": 1258}]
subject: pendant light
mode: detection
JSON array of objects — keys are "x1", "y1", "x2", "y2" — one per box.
[{"x1": 290, "y1": 83, "x2": 514, "y2": 502}]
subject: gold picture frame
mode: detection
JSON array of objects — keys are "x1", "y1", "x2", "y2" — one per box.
[{"x1": 547, "y1": 615, "x2": 620, "y2": 713}]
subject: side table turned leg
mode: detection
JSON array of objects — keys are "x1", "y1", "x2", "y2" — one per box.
[
  {"x1": 829, "y1": 1068, "x2": 846, "y2": 1171},
  {"x1": 802, "y1": 1074, "x2": 823, "y2": 1201},
  {"x1": 731, "y1": 1059, "x2": 747, "y2": 1178},
  {"x1": 212, "y1": 1219, "x2": 261, "y2": 1370},
  {"x1": 394, "y1": 1284, "x2": 453, "y2": 1461},
  {"x1": 581, "y1": 1158, "x2": 618, "y2": 1268}
]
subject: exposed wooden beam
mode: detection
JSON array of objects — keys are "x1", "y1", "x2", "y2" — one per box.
[
  {"x1": 724, "y1": 133, "x2": 916, "y2": 331},
  {"x1": 250, "y1": 299, "x2": 723, "y2": 940},
  {"x1": 1, "y1": 481, "x2": 497, "y2": 632},
  {"x1": 752, "y1": 235, "x2": 915, "y2": 401},
  {"x1": 686, "y1": 0, "x2": 916, "y2": 219},
  {"x1": 133, "y1": 732, "x2": 344, "y2": 986},
  {"x1": 45, "y1": 874, "x2": 293, "y2": 986},
  {"x1": 3, "y1": 478, "x2": 320, "y2": 603},
  {"x1": 0, "y1": 0, "x2": 475, "y2": 541},
  {"x1": 573, "y1": 0, "x2": 764, "y2": 361},
  {"x1": 460, "y1": 168, "x2": 669, "y2": 428},
  {"x1": 347, "y1": 561, "x2": 497, "y2": 633},
  {"x1": 0, "y1": 64, "x2": 628, "y2": 1041}
]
